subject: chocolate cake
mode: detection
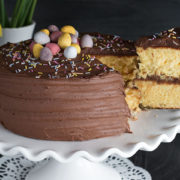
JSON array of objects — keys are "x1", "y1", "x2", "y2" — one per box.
[
  {"x1": 135, "y1": 27, "x2": 180, "y2": 108},
  {"x1": 0, "y1": 25, "x2": 131, "y2": 141}
]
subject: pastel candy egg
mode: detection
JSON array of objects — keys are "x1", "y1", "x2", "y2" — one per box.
[
  {"x1": 34, "y1": 31, "x2": 50, "y2": 45},
  {"x1": 50, "y1": 31, "x2": 62, "y2": 42},
  {"x1": 40, "y1": 47, "x2": 53, "y2": 61},
  {"x1": 58, "y1": 33, "x2": 71, "y2": 49},
  {"x1": 48, "y1": 25, "x2": 59, "y2": 32},
  {"x1": 29, "y1": 41, "x2": 35, "y2": 53},
  {"x1": 64, "y1": 46, "x2": 77, "y2": 59},
  {"x1": 46, "y1": 43, "x2": 60, "y2": 55},
  {"x1": 80, "y1": 34, "x2": 93, "y2": 48},
  {"x1": 75, "y1": 30, "x2": 79, "y2": 38},
  {"x1": 71, "y1": 34, "x2": 78, "y2": 44},
  {"x1": 71, "y1": 43, "x2": 81, "y2": 54},
  {"x1": 33, "y1": 43, "x2": 43, "y2": 58},
  {"x1": 0, "y1": 24, "x2": 2, "y2": 37},
  {"x1": 61, "y1": 25, "x2": 76, "y2": 35},
  {"x1": 40, "y1": 29, "x2": 50, "y2": 36}
]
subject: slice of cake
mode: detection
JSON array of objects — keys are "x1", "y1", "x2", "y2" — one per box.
[
  {"x1": 0, "y1": 25, "x2": 131, "y2": 141},
  {"x1": 135, "y1": 27, "x2": 180, "y2": 108}
]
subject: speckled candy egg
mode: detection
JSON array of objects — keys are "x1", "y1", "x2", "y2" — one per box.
[
  {"x1": 71, "y1": 34, "x2": 78, "y2": 44},
  {"x1": 33, "y1": 43, "x2": 43, "y2": 58},
  {"x1": 40, "y1": 29, "x2": 50, "y2": 35},
  {"x1": 64, "y1": 46, "x2": 77, "y2": 59},
  {"x1": 80, "y1": 34, "x2": 93, "y2": 48},
  {"x1": 34, "y1": 31, "x2": 50, "y2": 45},
  {"x1": 46, "y1": 43, "x2": 60, "y2": 55},
  {"x1": 61, "y1": 25, "x2": 76, "y2": 35},
  {"x1": 71, "y1": 43, "x2": 81, "y2": 54},
  {"x1": 48, "y1": 25, "x2": 59, "y2": 32},
  {"x1": 50, "y1": 31, "x2": 62, "y2": 42},
  {"x1": 40, "y1": 47, "x2": 53, "y2": 61},
  {"x1": 58, "y1": 33, "x2": 71, "y2": 49},
  {"x1": 75, "y1": 30, "x2": 79, "y2": 38},
  {"x1": 29, "y1": 41, "x2": 35, "y2": 53}
]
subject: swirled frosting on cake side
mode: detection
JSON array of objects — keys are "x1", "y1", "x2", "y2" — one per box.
[{"x1": 0, "y1": 69, "x2": 130, "y2": 140}]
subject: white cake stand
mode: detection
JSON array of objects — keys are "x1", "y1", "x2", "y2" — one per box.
[{"x1": 0, "y1": 109, "x2": 180, "y2": 180}]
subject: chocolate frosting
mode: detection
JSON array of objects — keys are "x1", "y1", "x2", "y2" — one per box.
[
  {"x1": 81, "y1": 32, "x2": 137, "y2": 56},
  {"x1": 0, "y1": 69, "x2": 130, "y2": 141},
  {"x1": 136, "y1": 75, "x2": 180, "y2": 84},
  {"x1": 136, "y1": 27, "x2": 180, "y2": 49}
]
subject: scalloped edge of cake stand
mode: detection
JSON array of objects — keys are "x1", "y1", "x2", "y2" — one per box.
[{"x1": 0, "y1": 110, "x2": 180, "y2": 163}]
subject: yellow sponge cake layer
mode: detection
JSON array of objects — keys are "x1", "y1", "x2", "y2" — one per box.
[
  {"x1": 137, "y1": 47, "x2": 180, "y2": 79},
  {"x1": 125, "y1": 87, "x2": 141, "y2": 114},
  {"x1": 135, "y1": 79, "x2": 180, "y2": 108},
  {"x1": 96, "y1": 55, "x2": 138, "y2": 82}
]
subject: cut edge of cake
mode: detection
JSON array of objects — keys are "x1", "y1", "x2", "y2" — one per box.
[{"x1": 135, "y1": 27, "x2": 180, "y2": 109}]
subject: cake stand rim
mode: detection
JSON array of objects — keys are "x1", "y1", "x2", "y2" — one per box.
[{"x1": 0, "y1": 109, "x2": 180, "y2": 163}]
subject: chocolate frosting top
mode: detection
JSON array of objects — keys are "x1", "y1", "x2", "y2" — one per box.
[
  {"x1": 136, "y1": 27, "x2": 180, "y2": 49},
  {"x1": 81, "y1": 33, "x2": 137, "y2": 56},
  {"x1": 0, "y1": 33, "x2": 137, "y2": 79},
  {"x1": 0, "y1": 40, "x2": 115, "y2": 79}
]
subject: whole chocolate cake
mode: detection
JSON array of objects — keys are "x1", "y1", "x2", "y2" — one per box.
[{"x1": 0, "y1": 25, "x2": 132, "y2": 141}]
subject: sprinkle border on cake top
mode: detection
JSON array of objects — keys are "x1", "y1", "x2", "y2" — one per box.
[{"x1": 0, "y1": 40, "x2": 115, "y2": 79}]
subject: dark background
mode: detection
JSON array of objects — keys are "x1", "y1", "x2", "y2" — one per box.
[{"x1": 4, "y1": 0, "x2": 180, "y2": 179}]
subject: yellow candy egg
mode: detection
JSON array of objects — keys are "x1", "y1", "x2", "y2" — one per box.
[
  {"x1": 40, "y1": 29, "x2": 50, "y2": 36},
  {"x1": 61, "y1": 25, "x2": 76, "y2": 35},
  {"x1": 33, "y1": 43, "x2": 43, "y2": 58},
  {"x1": 71, "y1": 43, "x2": 81, "y2": 54},
  {"x1": 58, "y1": 33, "x2": 71, "y2": 49},
  {"x1": 0, "y1": 24, "x2": 2, "y2": 37}
]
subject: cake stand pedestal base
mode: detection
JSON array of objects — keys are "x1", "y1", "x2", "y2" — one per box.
[{"x1": 26, "y1": 157, "x2": 121, "y2": 180}]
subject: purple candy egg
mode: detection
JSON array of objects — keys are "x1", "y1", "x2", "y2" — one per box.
[
  {"x1": 80, "y1": 34, "x2": 93, "y2": 48},
  {"x1": 71, "y1": 34, "x2": 78, "y2": 44},
  {"x1": 75, "y1": 30, "x2": 79, "y2": 38},
  {"x1": 50, "y1": 31, "x2": 62, "y2": 42},
  {"x1": 29, "y1": 41, "x2": 35, "y2": 53},
  {"x1": 40, "y1": 47, "x2": 53, "y2": 61},
  {"x1": 48, "y1": 25, "x2": 59, "y2": 32}
]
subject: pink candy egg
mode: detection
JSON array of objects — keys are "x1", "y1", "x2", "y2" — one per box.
[
  {"x1": 29, "y1": 41, "x2": 35, "y2": 52},
  {"x1": 50, "y1": 31, "x2": 62, "y2": 42},
  {"x1": 46, "y1": 43, "x2": 60, "y2": 55},
  {"x1": 80, "y1": 34, "x2": 93, "y2": 48},
  {"x1": 48, "y1": 25, "x2": 59, "y2": 32},
  {"x1": 40, "y1": 47, "x2": 53, "y2": 62}
]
